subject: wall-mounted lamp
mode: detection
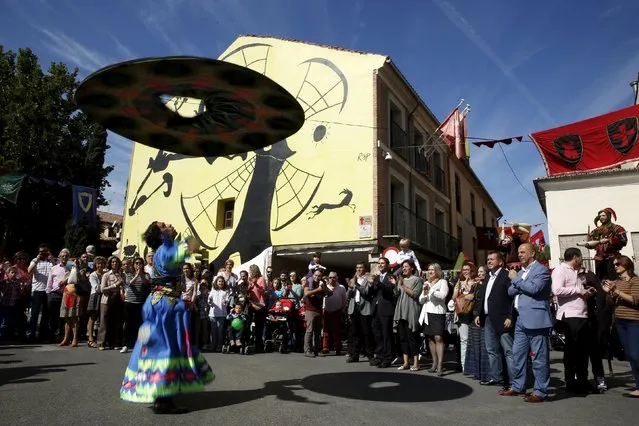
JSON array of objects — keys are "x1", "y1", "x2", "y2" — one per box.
[{"x1": 377, "y1": 140, "x2": 392, "y2": 162}]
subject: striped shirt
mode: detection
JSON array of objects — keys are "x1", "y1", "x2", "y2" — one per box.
[
  {"x1": 614, "y1": 276, "x2": 639, "y2": 321},
  {"x1": 124, "y1": 273, "x2": 152, "y2": 304}
]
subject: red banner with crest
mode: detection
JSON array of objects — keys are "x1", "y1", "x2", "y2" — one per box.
[{"x1": 530, "y1": 104, "x2": 639, "y2": 176}]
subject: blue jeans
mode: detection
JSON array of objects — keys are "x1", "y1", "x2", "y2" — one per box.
[
  {"x1": 511, "y1": 321, "x2": 551, "y2": 398},
  {"x1": 209, "y1": 317, "x2": 225, "y2": 350},
  {"x1": 29, "y1": 291, "x2": 48, "y2": 340},
  {"x1": 616, "y1": 319, "x2": 639, "y2": 390},
  {"x1": 484, "y1": 316, "x2": 514, "y2": 383}
]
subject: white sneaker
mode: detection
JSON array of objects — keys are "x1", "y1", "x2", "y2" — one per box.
[
  {"x1": 597, "y1": 376, "x2": 607, "y2": 392},
  {"x1": 120, "y1": 346, "x2": 128, "y2": 353}
]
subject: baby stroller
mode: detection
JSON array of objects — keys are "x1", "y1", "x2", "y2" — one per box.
[
  {"x1": 549, "y1": 300, "x2": 566, "y2": 351},
  {"x1": 265, "y1": 298, "x2": 294, "y2": 354},
  {"x1": 221, "y1": 292, "x2": 256, "y2": 355},
  {"x1": 221, "y1": 314, "x2": 255, "y2": 355}
]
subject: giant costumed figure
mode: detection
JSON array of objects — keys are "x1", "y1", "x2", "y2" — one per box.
[
  {"x1": 74, "y1": 56, "x2": 305, "y2": 414},
  {"x1": 498, "y1": 223, "x2": 531, "y2": 270},
  {"x1": 582, "y1": 208, "x2": 627, "y2": 280},
  {"x1": 119, "y1": 222, "x2": 213, "y2": 413}
]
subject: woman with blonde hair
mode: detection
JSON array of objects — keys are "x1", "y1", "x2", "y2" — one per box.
[{"x1": 419, "y1": 262, "x2": 449, "y2": 375}]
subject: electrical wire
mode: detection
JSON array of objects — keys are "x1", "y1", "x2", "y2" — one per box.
[
  {"x1": 307, "y1": 118, "x2": 537, "y2": 148},
  {"x1": 497, "y1": 143, "x2": 538, "y2": 200}
]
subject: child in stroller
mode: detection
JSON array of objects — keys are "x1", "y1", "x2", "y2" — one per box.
[
  {"x1": 265, "y1": 298, "x2": 294, "y2": 353},
  {"x1": 222, "y1": 304, "x2": 254, "y2": 355}
]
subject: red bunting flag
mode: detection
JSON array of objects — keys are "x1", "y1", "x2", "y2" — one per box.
[
  {"x1": 530, "y1": 104, "x2": 639, "y2": 176},
  {"x1": 529, "y1": 230, "x2": 546, "y2": 250}
]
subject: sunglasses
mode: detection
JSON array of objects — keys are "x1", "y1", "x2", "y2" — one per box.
[{"x1": 613, "y1": 263, "x2": 621, "y2": 267}]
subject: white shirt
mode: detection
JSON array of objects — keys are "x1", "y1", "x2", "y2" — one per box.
[
  {"x1": 397, "y1": 249, "x2": 421, "y2": 273},
  {"x1": 355, "y1": 275, "x2": 367, "y2": 303},
  {"x1": 30, "y1": 259, "x2": 53, "y2": 292},
  {"x1": 418, "y1": 278, "x2": 449, "y2": 324},
  {"x1": 514, "y1": 261, "x2": 536, "y2": 310},
  {"x1": 484, "y1": 268, "x2": 502, "y2": 314}
]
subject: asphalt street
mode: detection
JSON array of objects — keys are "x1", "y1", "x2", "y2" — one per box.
[{"x1": 0, "y1": 343, "x2": 635, "y2": 425}]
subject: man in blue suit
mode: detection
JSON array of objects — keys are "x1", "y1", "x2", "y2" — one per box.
[{"x1": 499, "y1": 243, "x2": 553, "y2": 403}]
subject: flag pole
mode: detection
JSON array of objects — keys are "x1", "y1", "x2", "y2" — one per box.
[{"x1": 422, "y1": 99, "x2": 465, "y2": 149}]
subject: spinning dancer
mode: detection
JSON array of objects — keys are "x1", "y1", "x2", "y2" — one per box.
[
  {"x1": 120, "y1": 221, "x2": 214, "y2": 414},
  {"x1": 582, "y1": 208, "x2": 627, "y2": 280}
]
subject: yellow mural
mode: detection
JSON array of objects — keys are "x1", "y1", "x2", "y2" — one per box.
[{"x1": 120, "y1": 36, "x2": 387, "y2": 266}]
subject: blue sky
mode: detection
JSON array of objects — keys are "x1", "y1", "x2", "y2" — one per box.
[{"x1": 3, "y1": 0, "x2": 639, "y2": 240}]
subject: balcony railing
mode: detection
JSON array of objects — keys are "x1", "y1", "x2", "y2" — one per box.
[{"x1": 387, "y1": 203, "x2": 458, "y2": 261}]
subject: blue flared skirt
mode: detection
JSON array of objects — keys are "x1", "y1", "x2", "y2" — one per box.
[{"x1": 120, "y1": 292, "x2": 214, "y2": 403}]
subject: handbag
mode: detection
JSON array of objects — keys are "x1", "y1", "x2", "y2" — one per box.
[{"x1": 454, "y1": 282, "x2": 476, "y2": 315}]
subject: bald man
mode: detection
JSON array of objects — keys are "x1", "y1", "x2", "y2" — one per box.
[{"x1": 499, "y1": 243, "x2": 553, "y2": 403}]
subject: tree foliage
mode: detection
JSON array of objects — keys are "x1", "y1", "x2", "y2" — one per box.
[
  {"x1": 0, "y1": 46, "x2": 113, "y2": 257},
  {"x1": 63, "y1": 219, "x2": 99, "y2": 257}
]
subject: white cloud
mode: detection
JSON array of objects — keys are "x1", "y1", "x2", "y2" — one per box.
[
  {"x1": 431, "y1": 0, "x2": 555, "y2": 125},
  {"x1": 110, "y1": 35, "x2": 136, "y2": 59},
  {"x1": 37, "y1": 27, "x2": 111, "y2": 72}
]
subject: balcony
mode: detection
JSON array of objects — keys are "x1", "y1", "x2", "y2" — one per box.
[{"x1": 387, "y1": 203, "x2": 458, "y2": 261}]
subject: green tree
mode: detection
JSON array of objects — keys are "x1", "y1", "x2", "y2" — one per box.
[
  {"x1": 0, "y1": 46, "x2": 113, "y2": 256},
  {"x1": 63, "y1": 219, "x2": 99, "y2": 256}
]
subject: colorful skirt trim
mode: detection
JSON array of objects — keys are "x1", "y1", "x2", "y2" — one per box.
[{"x1": 119, "y1": 290, "x2": 214, "y2": 403}]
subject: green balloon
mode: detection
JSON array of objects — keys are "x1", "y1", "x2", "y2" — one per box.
[{"x1": 231, "y1": 317, "x2": 244, "y2": 331}]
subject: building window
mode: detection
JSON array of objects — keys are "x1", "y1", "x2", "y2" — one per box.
[
  {"x1": 434, "y1": 208, "x2": 446, "y2": 230},
  {"x1": 470, "y1": 193, "x2": 476, "y2": 225},
  {"x1": 454, "y1": 175, "x2": 461, "y2": 213},
  {"x1": 415, "y1": 195, "x2": 428, "y2": 220},
  {"x1": 482, "y1": 207, "x2": 486, "y2": 227},
  {"x1": 413, "y1": 130, "x2": 427, "y2": 172},
  {"x1": 457, "y1": 225, "x2": 463, "y2": 250},
  {"x1": 473, "y1": 236, "x2": 478, "y2": 264},
  {"x1": 432, "y1": 151, "x2": 445, "y2": 192},
  {"x1": 389, "y1": 100, "x2": 405, "y2": 151},
  {"x1": 217, "y1": 199, "x2": 235, "y2": 230}
]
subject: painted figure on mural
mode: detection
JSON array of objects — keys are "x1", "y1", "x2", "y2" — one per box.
[
  {"x1": 120, "y1": 221, "x2": 214, "y2": 414},
  {"x1": 583, "y1": 208, "x2": 627, "y2": 280}
]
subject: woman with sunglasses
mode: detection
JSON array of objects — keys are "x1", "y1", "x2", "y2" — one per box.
[
  {"x1": 120, "y1": 257, "x2": 151, "y2": 354},
  {"x1": 602, "y1": 255, "x2": 639, "y2": 398}
]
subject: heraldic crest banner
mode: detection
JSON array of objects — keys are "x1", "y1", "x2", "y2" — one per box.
[{"x1": 72, "y1": 185, "x2": 97, "y2": 225}]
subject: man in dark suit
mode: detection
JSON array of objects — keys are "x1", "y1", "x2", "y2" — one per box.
[
  {"x1": 474, "y1": 250, "x2": 514, "y2": 387},
  {"x1": 371, "y1": 257, "x2": 396, "y2": 368}
]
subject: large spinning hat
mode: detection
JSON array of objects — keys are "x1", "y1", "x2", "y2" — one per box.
[{"x1": 75, "y1": 56, "x2": 305, "y2": 156}]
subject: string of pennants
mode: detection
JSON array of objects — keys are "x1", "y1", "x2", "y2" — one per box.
[
  {"x1": 430, "y1": 101, "x2": 639, "y2": 176},
  {"x1": 472, "y1": 136, "x2": 523, "y2": 148}
]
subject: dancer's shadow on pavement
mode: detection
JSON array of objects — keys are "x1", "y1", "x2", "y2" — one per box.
[
  {"x1": 0, "y1": 362, "x2": 95, "y2": 387},
  {"x1": 181, "y1": 378, "x2": 325, "y2": 411},
  {"x1": 182, "y1": 371, "x2": 473, "y2": 411}
]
